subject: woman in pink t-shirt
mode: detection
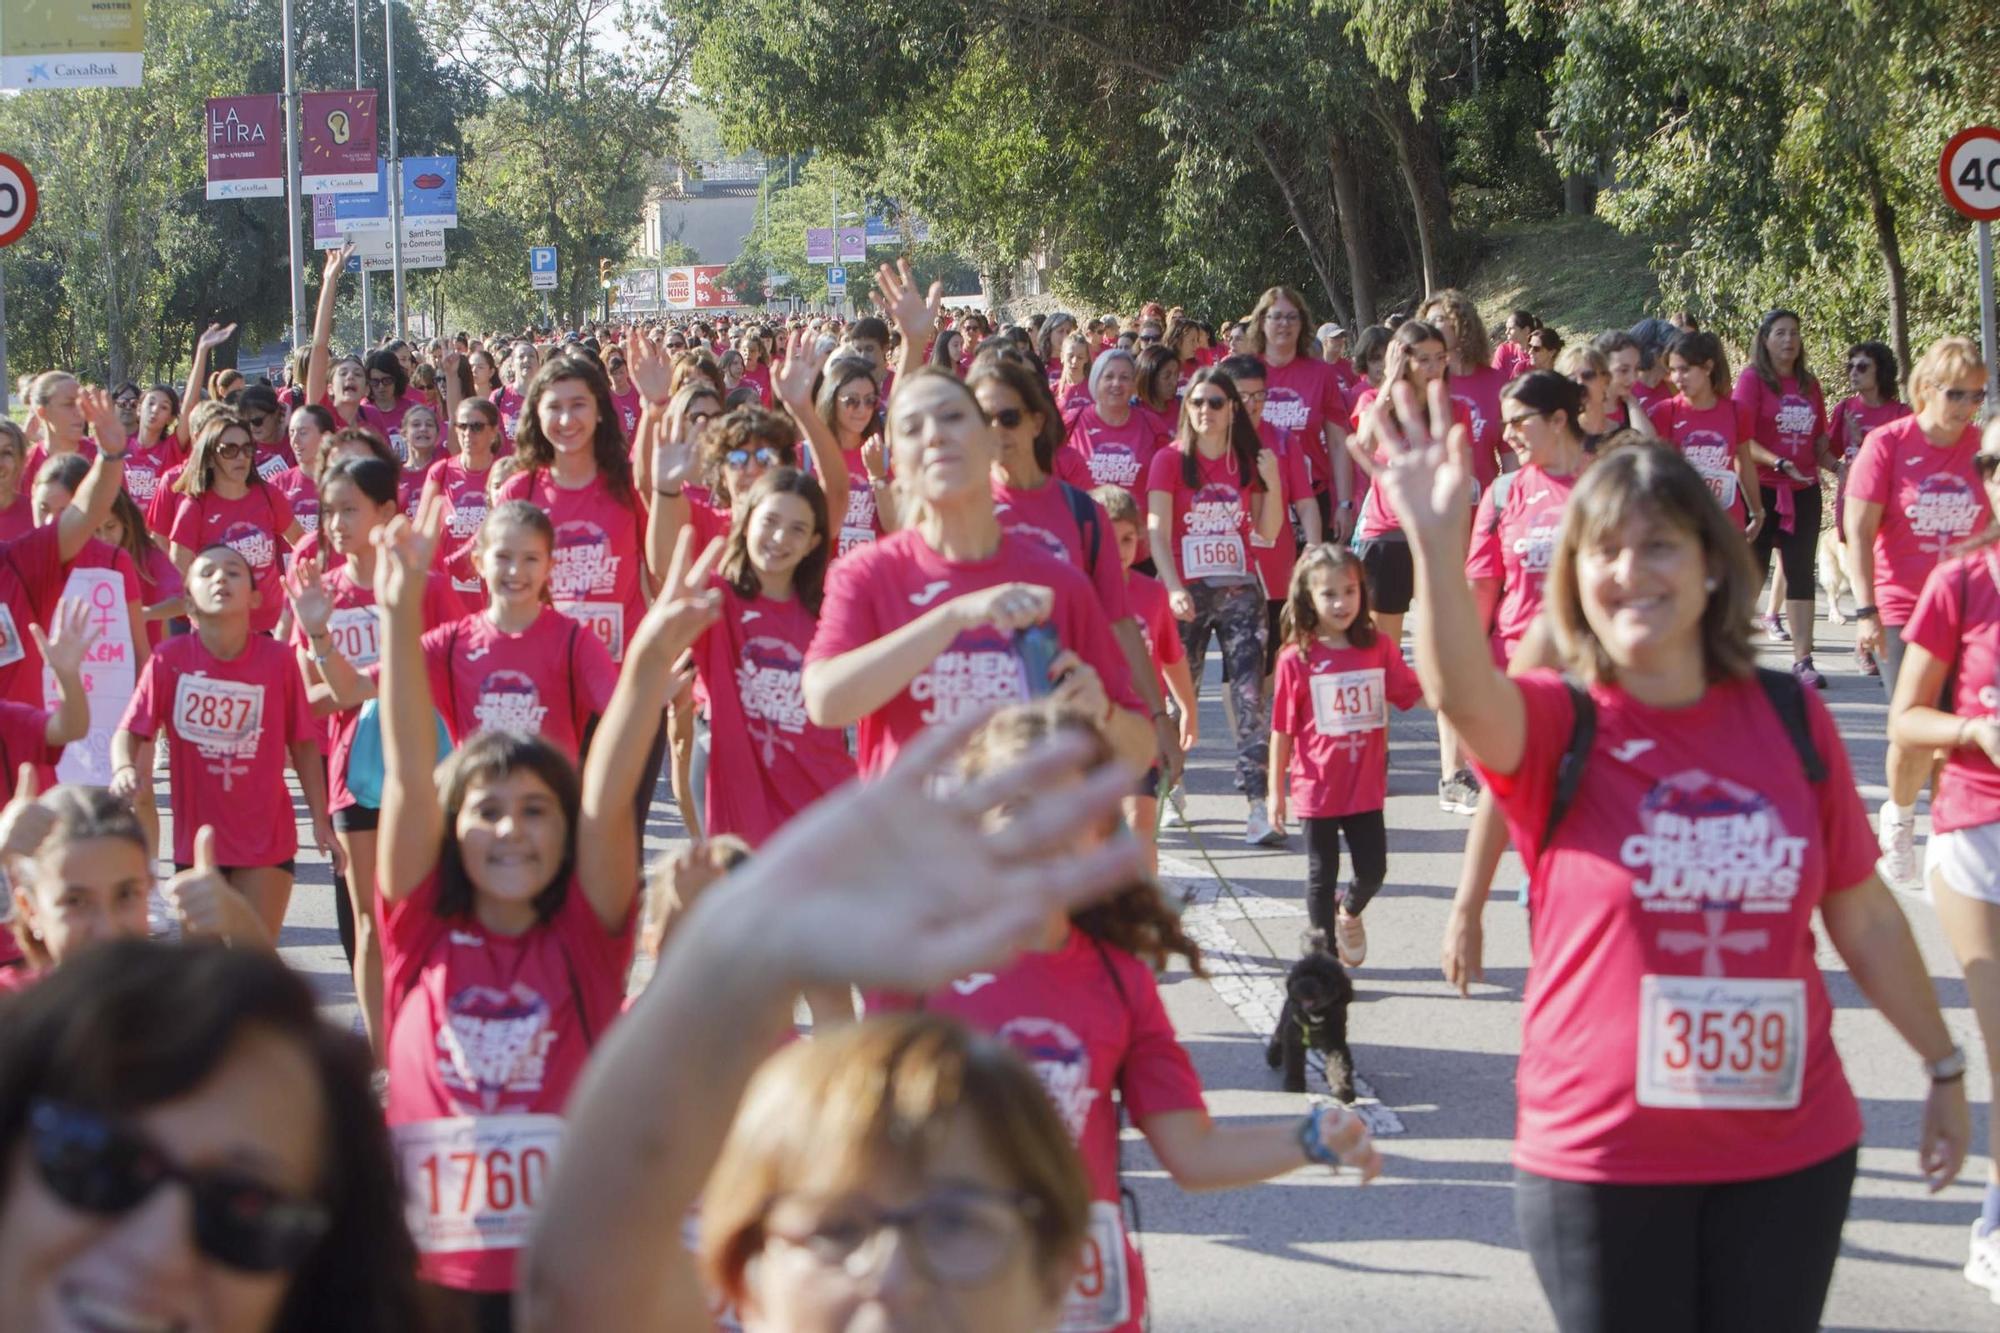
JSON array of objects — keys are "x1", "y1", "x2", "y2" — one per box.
[
  {"x1": 1054, "y1": 330, "x2": 1096, "y2": 426},
  {"x1": 1420, "y1": 289, "x2": 1510, "y2": 492},
  {"x1": 372, "y1": 498, "x2": 716, "y2": 1325},
  {"x1": 121, "y1": 384, "x2": 183, "y2": 514},
  {"x1": 1732, "y1": 308, "x2": 1832, "y2": 685},
  {"x1": 166, "y1": 410, "x2": 303, "y2": 636},
  {"x1": 1830, "y1": 340, "x2": 1911, "y2": 529},
  {"x1": 1845, "y1": 336, "x2": 1991, "y2": 892},
  {"x1": 397, "y1": 402, "x2": 444, "y2": 517},
  {"x1": 1062, "y1": 349, "x2": 1166, "y2": 503},
  {"x1": 423, "y1": 396, "x2": 502, "y2": 611},
  {"x1": 1649, "y1": 330, "x2": 1762, "y2": 535},
  {"x1": 872, "y1": 704, "x2": 1380, "y2": 1333},
  {"x1": 1362, "y1": 403, "x2": 1966, "y2": 1333},
  {"x1": 1888, "y1": 423, "x2": 2000, "y2": 1293},
  {"x1": 814, "y1": 354, "x2": 892, "y2": 556},
  {"x1": 804, "y1": 327, "x2": 1153, "y2": 778}
]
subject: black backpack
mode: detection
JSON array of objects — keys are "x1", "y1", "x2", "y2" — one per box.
[{"x1": 1058, "y1": 481, "x2": 1103, "y2": 578}]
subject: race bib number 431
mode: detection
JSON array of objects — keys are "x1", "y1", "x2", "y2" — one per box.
[
  {"x1": 1309, "y1": 668, "x2": 1386, "y2": 737},
  {"x1": 1635, "y1": 974, "x2": 1804, "y2": 1110},
  {"x1": 393, "y1": 1114, "x2": 564, "y2": 1254}
]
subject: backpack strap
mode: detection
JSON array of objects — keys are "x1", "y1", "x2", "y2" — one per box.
[
  {"x1": 443, "y1": 623, "x2": 461, "y2": 731},
  {"x1": 1542, "y1": 675, "x2": 1597, "y2": 850},
  {"x1": 1483, "y1": 469, "x2": 1518, "y2": 534},
  {"x1": 1753, "y1": 666, "x2": 1826, "y2": 784},
  {"x1": 1058, "y1": 481, "x2": 1102, "y2": 578}
]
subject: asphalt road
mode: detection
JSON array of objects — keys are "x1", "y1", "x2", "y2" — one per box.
[{"x1": 247, "y1": 613, "x2": 1995, "y2": 1332}]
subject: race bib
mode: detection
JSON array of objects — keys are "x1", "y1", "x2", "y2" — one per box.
[
  {"x1": 325, "y1": 606, "x2": 382, "y2": 669},
  {"x1": 0, "y1": 605, "x2": 25, "y2": 671},
  {"x1": 1700, "y1": 468, "x2": 1738, "y2": 511},
  {"x1": 1309, "y1": 668, "x2": 1386, "y2": 737},
  {"x1": 1057, "y1": 1201, "x2": 1132, "y2": 1333},
  {"x1": 559, "y1": 601, "x2": 624, "y2": 663},
  {"x1": 393, "y1": 1114, "x2": 563, "y2": 1255},
  {"x1": 838, "y1": 525, "x2": 875, "y2": 557},
  {"x1": 1635, "y1": 974, "x2": 1804, "y2": 1110},
  {"x1": 172, "y1": 675, "x2": 264, "y2": 752},
  {"x1": 256, "y1": 453, "x2": 288, "y2": 483},
  {"x1": 1181, "y1": 533, "x2": 1245, "y2": 580}
]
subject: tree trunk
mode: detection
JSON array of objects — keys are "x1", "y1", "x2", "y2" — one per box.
[
  {"x1": 1250, "y1": 130, "x2": 1352, "y2": 330},
  {"x1": 1562, "y1": 173, "x2": 1597, "y2": 216},
  {"x1": 1861, "y1": 150, "x2": 1910, "y2": 375},
  {"x1": 1370, "y1": 96, "x2": 1456, "y2": 297},
  {"x1": 1328, "y1": 131, "x2": 1376, "y2": 326}
]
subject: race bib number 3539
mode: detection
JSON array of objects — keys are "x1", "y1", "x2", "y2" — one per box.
[
  {"x1": 393, "y1": 1114, "x2": 564, "y2": 1254},
  {"x1": 1635, "y1": 974, "x2": 1804, "y2": 1110}
]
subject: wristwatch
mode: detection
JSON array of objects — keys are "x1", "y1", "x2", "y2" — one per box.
[
  {"x1": 1854, "y1": 605, "x2": 1879, "y2": 621},
  {"x1": 1927, "y1": 1044, "x2": 1967, "y2": 1084}
]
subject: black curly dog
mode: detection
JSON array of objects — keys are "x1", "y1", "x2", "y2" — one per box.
[{"x1": 1266, "y1": 930, "x2": 1355, "y2": 1102}]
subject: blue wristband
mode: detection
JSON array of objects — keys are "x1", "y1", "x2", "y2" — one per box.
[{"x1": 1296, "y1": 1103, "x2": 1343, "y2": 1167}]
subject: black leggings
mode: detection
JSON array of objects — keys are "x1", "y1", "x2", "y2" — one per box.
[
  {"x1": 1515, "y1": 1144, "x2": 1857, "y2": 1333},
  {"x1": 1752, "y1": 482, "x2": 1822, "y2": 593},
  {"x1": 420, "y1": 1284, "x2": 511, "y2": 1333},
  {"x1": 1302, "y1": 810, "x2": 1387, "y2": 931}
]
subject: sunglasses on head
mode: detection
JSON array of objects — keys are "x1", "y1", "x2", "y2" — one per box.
[
  {"x1": 28, "y1": 1099, "x2": 329, "y2": 1273},
  {"x1": 725, "y1": 447, "x2": 781, "y2": 469}
]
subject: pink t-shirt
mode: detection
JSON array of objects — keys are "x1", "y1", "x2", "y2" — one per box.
[
  {"x1": 1904, "y1": 552, "x2": 2000, "y2": 834},
  {"x1": 23, "y1": 441, "x2": 96, "y2": 492},
  {"x1": 268, "y1": 467, "x2": 319, "y2": 538},
  {"x1": 741, "y1": 362, "x2": 773, "y2": 406},
  {"x1": 1465, "y1": 464, "x2": 1580, "y2": 659},
  {"x1": 1731, "y1": 369, "x2": 1826, "y2": 489},
  {"x1": 0, "y1": 495, "x2": 32, "y2": 543},
  {"x1": 422, "y1": 608, "x2": 617, "y2": 762},
  {"x1": 1145, "y1": 445, "x2": 1259, "y2": 587},
  {"x1": 492, "y1": 385, "x2": 527, "y2": 439},
  {"x1": 1631, "y1": 377, "x2": 1673, "y2": 415},
  {"x1": 695, "y1": 579, "x2": 855, "y2": 845},
  {"x1": 806, "y1": 529, "x2": 1142, "y2": 777},
  {"x1": 1258, "y1": 354, "x2": 1343, "y2": 495},
  {"x1": 428, "y1": 459, "x2": 494, "y2": 610},
  {"x1": 991, "y1": 478, "x2": 1131, "y2": 622},
  {"x1": 835, "y1": 446, "x2": 883, "y2": 558},
  {"x1": 1249, "y1": 422, "x2": 1311, "y2": 599},
  {"x1": 1447, "y1": 365, "x2": 1509, "y2": 492},
  {"x1": 1272, "y1": 636, "x2": 1421, "y2": 817},
  {"x1": 1353, "y1": 388, "x2": 1475, "y2": 539},
  {"x1": 1475, "y1": 671, "x2": 1873, "y2": 1185},
  {"x1": 0, "y1": 524, "x2": 74, "y2": 708},
  {"x1": 121, "y1": 440, "x2": 178, "y2": 511},
  {"x1": 167, "y1": 485, "x2": 296, "y2": 635},
  {"x1": 1062, "y1": 405, "x2": 1165, "y2": 502},
  {"x1": 294, "y1": 563, "x2": 459, "y2": 811},
  {"x1": 1493, "y1": 342, "x2": 1533, "y2": 379},
  {"x1": 868, "y1": 929, "x2": 1205, "y2": 1333},
  {"x1": 1831, "y1": 395, "x2": 1911, "y2": 464},
  {"x1": 1124, "y1": 568, "x2": 1183, "y2": 700},
  {"x1": 118, "y1": 632, "x2": 316, "y2": 867},
  {"x1": 382, "y1": 871, "x2": 634, "y2": 1293},
  {"x1": 135, "y1": 546, "x2": 182, "y2": 649},
  {"x1": 1845, "y1": 416, "x2": 1989, "y2": 626},
  {"x1": 609, "y1": 388, "x2": 642, "y2": 442},
  {"x1": 1647, "y1": 395, "x2": 1753, "y2": 523},
  {"x1": 398, "y1": 456, "x2": 441, "y2": 519},
  {"x1": 495, "y1": 469, "x2": 648, "y2": 665},
  {"x1": 1057, "y1": 382, "x2": 1094, "y2": 427}
]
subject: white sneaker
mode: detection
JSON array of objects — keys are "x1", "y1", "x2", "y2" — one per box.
[
  {"x1": 1244, "y1": 800, "x2": 1284, "y2": 847},
  {"x1": 1965, "y1": 1221, "x2": 2000, "y2": 1298},
  {"x1": 1334, "y1": 908, "x2": 1368, "y2": 967},
  {"x1": 1161, "y1": 790, "x2": 1190, "y2": 829},
  {"x1": 1877, "y1": 801, "x2": 1920, "y2": 893}
]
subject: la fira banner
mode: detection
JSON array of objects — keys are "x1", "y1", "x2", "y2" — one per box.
[
  {"x1": 0, "y1": 0, "x2": 146, "y2": 89},
  {"x1": 206, "y1": 96, "x2": 284, "y2": 200}
]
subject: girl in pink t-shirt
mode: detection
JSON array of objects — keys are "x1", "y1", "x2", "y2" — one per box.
[
  {"x1": 371, "y1": 497, "x2": 716, "y2": 1321},
  {"x1": 1888, "y1": 435, "x2": 2000, "y2": 1288},
  {"x1": 166, "y1": 411, "x2": 303, "y2": 636},
  {"x1": 1269, "y1": 545, "x2": 1422, "y2": 968},
  {"x1": 814, "y1": 356, "x2": 889, "y2": 556},
  {"x1": 397, "y1": 403, "x2": 445, "y2": 517},
  {"x1": 422, "y1": 396, "x2": 501, "y2": 612},
  {"x1": 870, "y1": 704, "x2": 1380, "y2": 1333},
  {"x1": 1649, "y1": 331, "x2": 1761, "y2": 535},
  {"x1": 1362, "y1": 417, "x2": 1965, "y2": 1332},
  {"x1": 1829, "y1": 340, "x2": 1912, "y2": 535}
]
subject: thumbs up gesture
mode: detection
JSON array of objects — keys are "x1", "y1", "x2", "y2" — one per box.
[{"x1": 164, "y1": 826, "x2": 262, "y2": 944}]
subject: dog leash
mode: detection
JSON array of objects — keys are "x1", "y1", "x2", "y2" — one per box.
[{"x1": 1154, "y1": 775, "x2": 1291, "y2": 964}]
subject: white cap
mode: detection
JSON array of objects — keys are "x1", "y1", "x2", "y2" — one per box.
[{"x1": 1317, "y1": 322, "x2": 1346, "y2": 340}]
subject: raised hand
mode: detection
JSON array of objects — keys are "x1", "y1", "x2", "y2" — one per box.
[
  {"x1": 770, "y1": 328, "x2": 827, "y2": 409},
  {"x1": 195, "y1": 322, "x2": 239, "y2": 353},
  {"x1": 31, "y1": 598, "x2": 99, "y2": 679},
  {"x1": 651, "y1": 436, "x2": 702, "y2": 493},
  {"x1": 369, "y1": 494, "x2": 443, "y2": 618},
  {"x1": 164, "y1": 826, "x2": 231, "y2": 938},
  {"x1": 287, "y1": 556, "x2": 335, "y2": 639},
  {"x1": 624, "y1": 326, "x2": 672, "y2": 405},
  {"x1": 0, "y1": 763, "x2": 54, "y2": 863},
  {"x1": 79, "y1": 386, "x2": 126, "y2": 453},
  {"x1": 323, "y1": 244, "x2": 354, "y2": 282},
  {"x1": 859, "y1": 434, "x2": 887, "y2": 482},
  {"x1": 872, "y1": 257, "x2": 941, "y2": 346},
  {"x1": 1348, "y1": 379, "x2": 1474, "y2": 551}
]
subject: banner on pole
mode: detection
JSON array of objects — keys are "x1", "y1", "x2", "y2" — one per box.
[
  {"x1": 662, "y1": 266, "x2": 741, "y2": 310},
  {"x1": 204, "y1": 96, "x2": 283, "y2": 200},
  {"x1": 836, "y1": 227, "x2": 866, "y2": 263},
  {"x1": 0, "y1": 0, "x2": 145, "y2": 89},
  {"x1": 400, "y1": 156, "x2": 458, "y2": 227},
  {"x1": 300, "y1": 91, "x2": 379, "y2": 195},
  {"x1": 805, "y1": 228, "x2": 834, "y2": 264},
  {"x1": 615, "y1": 269, "x2": 659, "y2": 311},
  {"x1": 333, "y1": 157, "x2": 390, "y2": 232}
]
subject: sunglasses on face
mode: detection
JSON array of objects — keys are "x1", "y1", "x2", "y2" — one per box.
[
  {"x1": 113, "y1": 396, "x2": 140, "y2": 409},
  {"x1": 725, "y1": 447, "x2": 781, "y2": 469},
  {"x1": 1138, "y1": 334, "x2": 1161, "y2": 344},
  {"x1": 837, "y1": 393, "x2": 879, "y2": 411},
  {"x1": 1574, "y1": 370, "x2": 1601, "y2": 382},
  {"x1": 1847, "y1": 359, "x2": 1874, "y2": 372},
  {"x1": 213, "y1": 441, "x2": 253, "y2": 460},
  {"x1": 455, "y1": 420, "x2": 494, "y2": 432},
  {"x1": 986, "y1": 406, "x2": 1026, "y2": 429},
  {"x1": 1943, "y1": 387, "x2": 1985, "y2": 406},
  {"x1": 244, "y1": 413, "x2": 274, "y2": 430},
  {"x1": 1189, "y1": 394, "x2": 1230, "y2": 411},
  {"x1": 28, "y1": 1100, "x2": 329, "y2": 1273},
  {"x1": 367, "y1": 375, "x2": 395, "y2": 389}
]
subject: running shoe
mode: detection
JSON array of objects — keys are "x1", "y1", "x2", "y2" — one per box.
[
  {"x1": 1877, "y1": 801, "x2": 1920, "y2": 893},
  {"x1": 1161, "y1": 789, "x2": 1190, "y2": 829},
  {"x1": 1438, "y1": 768, "x2": 1480, "y2": 816},
  {"x1": 1858, "y1": 648, "x2": 1878, "y2": 677},
  {"x1": 1244, "y1": 800, "x2": 1285, "y2": 847},
  {"x1": 1792, "y1": 656, "x2": 1827, "y2": 690},
  {"x1": 1334, "y1": 907, "x2": 1368, "y2": 968},
  {"x1": 1965, "y1": 1221, "x2": 2000, "y2": 1299},
  {"x1": 1761, "y1": 613, "x2": 1791, "y2": 642}
]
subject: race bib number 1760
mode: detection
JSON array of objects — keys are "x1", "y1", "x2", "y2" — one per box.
[{"x1": 393, "y1": 1114, "x2": 564, "y2": 1255}]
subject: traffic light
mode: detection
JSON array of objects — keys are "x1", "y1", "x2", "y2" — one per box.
[{"x1": 599, "y1": 258, "x2": 612, "y2": 289}]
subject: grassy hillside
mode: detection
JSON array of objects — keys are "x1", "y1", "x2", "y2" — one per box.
[{"x1": 1460, "y1": 217, "x2": 1662, "y2": 343}]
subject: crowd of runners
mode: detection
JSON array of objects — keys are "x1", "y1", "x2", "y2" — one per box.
[{"x1": 0, "y1": 245, "x2": 1995, "y2": 1333}]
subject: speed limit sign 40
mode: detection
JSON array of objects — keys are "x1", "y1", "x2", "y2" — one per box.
[
  {"x1": 0, "y1": 155, "x2": 36, "y2": 249},
  {"x1": 1940, "y1": 126, "x2": 2000, "y2": 222}
]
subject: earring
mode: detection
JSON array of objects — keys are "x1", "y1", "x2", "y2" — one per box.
[{"x1": 1704, "y1": 576, "x2": 1718, "y2": 592}]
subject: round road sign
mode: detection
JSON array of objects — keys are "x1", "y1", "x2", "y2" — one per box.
[
  {"x1": 1940, "y1": 126, "x2": 2000, "y2": 222},
  {"x1": 0, "y1": 154, "x2": 38, "y2": 249}
]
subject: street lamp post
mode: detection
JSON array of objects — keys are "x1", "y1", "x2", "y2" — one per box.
[{"x1": 384, "y1": 0, "x2": 406, "y2": 339}]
